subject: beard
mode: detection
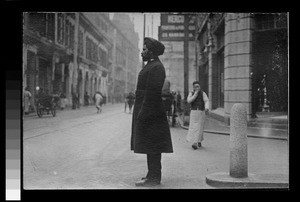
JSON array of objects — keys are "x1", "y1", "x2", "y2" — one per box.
[{"x1": 141, "y1": 52, "x2": 152, "y2": 62}]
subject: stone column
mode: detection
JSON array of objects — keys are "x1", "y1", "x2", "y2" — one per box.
[
  {"x1": 230, "y1": 103, "x2": 248, "y2": 178},
  {"x1": 224, "y1": 13, "x2": 254, "y2": 123}
]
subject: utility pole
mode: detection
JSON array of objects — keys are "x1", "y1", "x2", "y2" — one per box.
[
  {"x1": 74, "y1": 12, "x2": 79, "y2": 98},
  {"x1": 125, "y1": 47, "x2": 128, "y2": 94},
  {"x1": 142, "y1": 13, "x2": 146, "y2": 68},
  {"x1": 183, "y1": 14, "x2": 189, "y2": 100},
  {"x1": 112, "y1": 28, "x2": 117, "y2": 104},
  {"x1": 151, "y1": 14, "x2": 154, "y2": 38}
]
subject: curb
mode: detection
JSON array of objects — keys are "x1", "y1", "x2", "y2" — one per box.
[
  {"x1": 177, "y1": 118, "x2": 288, "y2": 141},
  {"x1": 205, "y1": 172, "x2": 288, "y2": 188}
]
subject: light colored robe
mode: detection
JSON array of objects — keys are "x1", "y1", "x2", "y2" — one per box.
[{"x1": 186, "y1": 91, "x2": 209, "y2": 143}]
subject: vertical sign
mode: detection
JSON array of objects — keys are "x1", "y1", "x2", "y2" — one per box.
[{"x1": 159, "y1": 13, "x2": 195, "y2": 99}]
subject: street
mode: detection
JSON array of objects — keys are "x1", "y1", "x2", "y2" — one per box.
[{"x1": 23, "y1": 104, "x2": 288, "y2": 189}]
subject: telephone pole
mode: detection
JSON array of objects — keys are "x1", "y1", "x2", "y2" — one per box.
[
  {"x1": 183, "y1": 14, "x2": 189, "y2": 100},
  {"x1": 142, "y1": 13, "x2": 146, "y2": 68}
]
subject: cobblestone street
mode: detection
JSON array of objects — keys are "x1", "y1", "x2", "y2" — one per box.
[{"x1": 23, "y1": 104, "x2": 288, "y2": 189}]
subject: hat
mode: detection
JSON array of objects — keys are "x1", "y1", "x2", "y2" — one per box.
[{"x1": 144, "y1": 37, "x2": 165, "y2": 56}]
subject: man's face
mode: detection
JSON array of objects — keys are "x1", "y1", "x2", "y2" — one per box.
[
  {"x1": 193, "y1": 84, "x2": 200, "y2": 91},
  {"x1": 141, "y1": 45, "x2": 152, "y2": 61}
]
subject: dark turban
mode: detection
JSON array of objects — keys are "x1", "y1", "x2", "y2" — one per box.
[{"x1": 144, "y1": 37, "x2": 165, "y2": 56}]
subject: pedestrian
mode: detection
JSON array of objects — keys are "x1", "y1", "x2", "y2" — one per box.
[
  {"x1": 84, "y1": 91, "x2": 90, "y2": 106},
  {"x1": 77, "y1": 93, "x2": 80, "y2": 109},
  {"x1": 23, "y1": 87, "x2": 32, "y2": 115},
  {"x1": 161, "y1": 79, "x2": 173, "y2": 117},
  {"x1": 186, "y1": 81, "x2": 209, "y2": 149},
  {"x1": 72, "y1": 91, "x2": 77, "y2": 109},
  {"x1": 94, "y1": 91, "x2": 103, "y2": 113},
  {"x1": 176, "y1": 90, "x2": 182, "y2": 115},
  {"x1": 59, "y1": 92, "x2": 66, "y2": 110},
  {"x1": 124, "y1": 93, "x2": 128, "y2": 113},
  {"x1": 37, "y1": 87, "x2": 51, "y2": 107},
  {"x1": 131, "y1": 37, "x2": 173, "y2": 187},
  {"x1": 126, "y1": 92, "x2": 135, "y2": 114}
]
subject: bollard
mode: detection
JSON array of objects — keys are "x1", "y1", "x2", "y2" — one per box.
[{"x1": 230, "y1": 103, "x2": 248, "y2": 178}]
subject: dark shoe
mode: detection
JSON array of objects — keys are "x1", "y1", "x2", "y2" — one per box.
[
  {"x1": 192, "y1": 144, "x2": 198, "y2": 150},
  {"x1": 135, "y1": 178, "x2": 160, "y2": 187},
  {"x1": 198, "y1": 142, "x2": 202, "y2": 147}
]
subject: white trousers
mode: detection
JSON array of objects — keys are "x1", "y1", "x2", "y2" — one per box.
[{"x1": 186, "y1": 110, "x2": 206, "y2": 143}]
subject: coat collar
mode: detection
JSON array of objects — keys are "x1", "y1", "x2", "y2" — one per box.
[{"x1": 146, "y1": 57, "x2": 159, "y2": 64}]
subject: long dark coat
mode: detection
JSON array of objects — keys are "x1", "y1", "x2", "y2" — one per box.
[{"x1": 131, "y1": 58, "x2": 173, "y2": 154}]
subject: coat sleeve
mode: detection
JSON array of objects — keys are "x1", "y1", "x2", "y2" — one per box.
[
  {"x1": 203, "y1": 91, "x2": 209, "y2": 110},
  {"x1": 137, "y1": 64, "x2": 166, "y2": 121}
]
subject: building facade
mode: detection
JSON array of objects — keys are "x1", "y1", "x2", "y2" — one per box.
[
  {"x1": 194, "y1": 13, "x2": 288, "y2": 123},
  {"x1": 111, "y1": 13, "x2": 140, "y2": 102},
  {"x1": 159, "y1": 40, "x2": 196, "y2": 95},
  {"x1": 23, "y1": 12, "x2": 140, "y2": 110},
  {"x1": 158, "y1": 13, "x2": 197, "y2": 98}
]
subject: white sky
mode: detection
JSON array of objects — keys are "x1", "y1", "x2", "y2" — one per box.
[{"x1": 110, "y1": 13, "x2": 161, "y2": 53}]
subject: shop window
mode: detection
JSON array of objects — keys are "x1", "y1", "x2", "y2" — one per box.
[{"x1": 256, "y1": 13, "x2": 287, "y2": 31}]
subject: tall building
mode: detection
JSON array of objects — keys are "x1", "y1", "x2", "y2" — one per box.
[
  {"x1": 23, "y1": 12, "x2": 112, "y2": 109},
  {"x1": 194, "y1": 13, "x2": 288, "y2": 123},
  {"x1": 112, "y1": 13, "x2": 141, "y2": 97},
  {"x1": 23, "y1": 12, "x2": 141, "y2": 112}
]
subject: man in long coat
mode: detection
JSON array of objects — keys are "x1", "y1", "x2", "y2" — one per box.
[{"x1": 131, "y1": 37, "x2": 173, "y2": 186}]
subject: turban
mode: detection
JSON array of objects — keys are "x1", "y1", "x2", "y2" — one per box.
[{"x1": 144, "y1": 37, "x2": 165, "y2": 56}]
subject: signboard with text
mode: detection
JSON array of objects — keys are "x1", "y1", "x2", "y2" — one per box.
[{"x1": 158, "y1": 14, "x2": 195, "y2": 41}]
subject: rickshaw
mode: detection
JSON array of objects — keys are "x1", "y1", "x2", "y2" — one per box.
[{"x1": 36, "y1": 94, "x2": 58, "y2": 118}]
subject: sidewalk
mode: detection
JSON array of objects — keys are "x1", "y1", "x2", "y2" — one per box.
[
  {"x1": 23, "y1": 103, "x2": 123, "y2": 119},
  {"x1": 177, "y1": 114, "x2": 288, "y2": 140}
]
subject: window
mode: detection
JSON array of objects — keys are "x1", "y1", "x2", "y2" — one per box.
[
  {"x1": 78, "y1": 30, "x2": 83, "y2": 56},
  {"x1": 86, "y1": 36, "x2": 98, "y2": 62},
  {"x1": 256, "y1": 13, "x2": 287, "y2": 31},
  {"x1": 45, "y1": 13, "x2": 55, "y2": 41},
  {"x1": 65, "y1": 20, "x2": 70, "y2": 47},
  {"x1": 69, "y1": 24, "x2": 74, "y2": 50},
  {"x1": 86, "y1": 37, "x2": 91, "y2": 60},
  {"x1": 57, "y1": 13, "x2": 65, "y2": 45},
  {"x1": 28, "y1": 13, "x2": 55, "y2": 41}
]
